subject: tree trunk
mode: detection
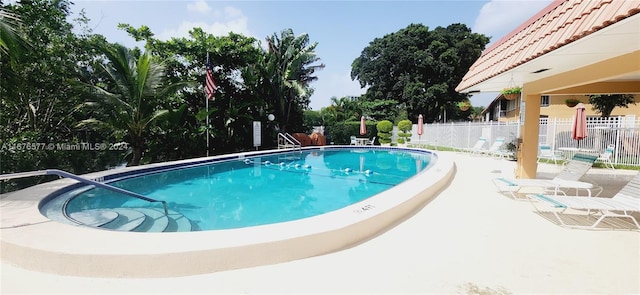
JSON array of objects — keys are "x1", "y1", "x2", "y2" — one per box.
[{"x1": 128, "y1": 137, "x2": 144, "y2": 166}]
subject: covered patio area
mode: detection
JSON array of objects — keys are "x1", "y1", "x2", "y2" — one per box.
[{"x1": 456, "y1": 0, "x2": 640, "y2": 178}]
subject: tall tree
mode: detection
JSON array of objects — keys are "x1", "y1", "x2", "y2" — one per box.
[
  {"x1": 262, "y1": 28, "x2": 325, "y2": 132},
  {"x1": 119, "y1": 25, "x2": 265, "y2": 154},
  {"x1": 1, "y1": 0, "x2": 126, "y2": 193},
  {"x1": 0, "y1": 7, "x2": 28, "y2": 62},
  {"x1": 588, "y1": 94, "x2": 636, "y2": 117},
  {"x1": 351, "y1": 23, "x2": 489, "y2": 123},
  {"x1": 78, "y1": 44, "x2": 190, "y2": 166},
  {"x1": 0, "y1": 1, "x2": 111, "y2": 172},
  {"x1": 1, "y1": 0, "x2": 80, "y2": 137}
]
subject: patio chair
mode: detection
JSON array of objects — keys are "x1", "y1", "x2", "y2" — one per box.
[
  {"x1": 493, "y1": 153, "x2": 602, "y2": 199},
  {"x1": 527, "y1": 172, "x2": 640, "y2": 230},
  {"x1": 482, "y1": 137, "x2": 503, "y2": 155},
  {"x1": 365, "y1": 136, "x2": 376, "y2": 145},
  {"x1": 486, "y1": 137, "x2": 513, "y2": 159},
  {"x1": 537, "y1": 144, "x2": 563, "y2": 165},
  {"x1": 461, "y1": 137, "x2": 486, "y2": 155},
  {"x1": 350, "y1": 136, "x2": 357, "y2": 145},
  {"x1": 596, "y1": 144, "x2": 615, "y2": 170}
]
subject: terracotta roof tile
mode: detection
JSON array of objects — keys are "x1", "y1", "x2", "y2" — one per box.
[{"x1": 456, "y1": 0, "x2": 640, "y2": 92}]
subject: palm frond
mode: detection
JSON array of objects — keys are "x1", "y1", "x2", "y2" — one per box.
[
  {"x1": 141, "y1": 109, "x2": 169, "y2": 129},
  {"x1": 75, "y1": 118, "x2": 110, "y2": 129},
  {"x1": 0, "y1": 8, "x2": 29, "y2": 59}
]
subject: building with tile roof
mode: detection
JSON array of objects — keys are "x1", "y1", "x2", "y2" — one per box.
[{"x1": 456, "y1": 0, "x2": 640, "y2": 178}]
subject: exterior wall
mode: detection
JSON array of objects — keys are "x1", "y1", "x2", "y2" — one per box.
[
  {"x1": 540, "y1": 94, "x2": 640, "y2": 119},
  {"x1": 492, "y1": 94, "x2": 639, "y2": 123},
  {"x1": 499, "y1": 109, "x2": 519, "y2": 122},
  {"x1": 496, "y1": 98, "x2": 520, "y2": 122}
]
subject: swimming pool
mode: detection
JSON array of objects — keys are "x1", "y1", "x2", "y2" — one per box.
[
  {"x1": 45, "y1": 148, "x2": 433, "y2": 232},
  {"x1": 1, "y1": 146, "x2": 455, "y2": 277}
]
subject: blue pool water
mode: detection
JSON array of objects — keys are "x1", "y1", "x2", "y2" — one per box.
[{"x1": 62, "y1": 148, "x2": 434, "y2": 231}]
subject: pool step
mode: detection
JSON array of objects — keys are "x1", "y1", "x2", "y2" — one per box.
[
  {"x1": 101, "y1": 208, "x2": 147, "y2": 231},
  {"x1": 70, "y1": 207, "x2": 192, "y2": 232},
  {"x1": 68, "y1": 209, "x2": 119, "y2": 227},
  {"x1": 164, "y1": 210, "x2": 193, "y2": 232},
  {"x1": 133, "y1": 208, "x2": 170, "y2": 232}
]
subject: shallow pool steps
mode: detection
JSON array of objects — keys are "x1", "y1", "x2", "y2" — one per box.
[
  {"x1": 133, "y1": 208, "x2": 170, "y2": 232},
  {"x1": 67, "y1": 209, "x2": 118, "y2": 227},
  {"x1": 101, "y1": 208, "x2": 146, "y2": 231},
  {"x1": 70, "y1": 207, "x2": 192, "y2": 232}
]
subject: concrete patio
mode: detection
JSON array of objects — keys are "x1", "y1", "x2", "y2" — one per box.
[{"x1": 1, "y1": 151, "x2": 638, "y2": 294}]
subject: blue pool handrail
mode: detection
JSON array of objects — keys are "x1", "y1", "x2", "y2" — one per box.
[{"x1": 0, "y1": 169, "x2": 168, "y2": 215}]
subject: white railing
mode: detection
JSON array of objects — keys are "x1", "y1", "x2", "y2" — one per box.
[
  {"x1": 277, "y1": 132, "x2": 301, "y2": 151},
  {"x1": 0, "y1": 169, "x2": 169, "y2": 215},
  {"x1": 409, "y1": 117, "x2": 640, "y2": 167}
]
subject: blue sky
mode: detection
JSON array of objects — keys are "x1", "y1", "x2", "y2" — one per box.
[{"x1": 70, "y1": 0, "x2": 552, "y2": 110}]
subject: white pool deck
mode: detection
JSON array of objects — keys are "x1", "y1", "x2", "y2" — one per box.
[{"x1": 2, "y1": 151, "x2": 639, "y2": 294}]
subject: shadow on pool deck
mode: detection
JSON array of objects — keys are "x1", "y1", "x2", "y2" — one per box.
[{"x1": 533, "y1": 161, "x2": 640, "y2": 229}]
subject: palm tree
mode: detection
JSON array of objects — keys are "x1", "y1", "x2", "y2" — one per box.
[
  {"x1": 78, "y1": 43, "x2": 190, "y2": 166},
  {"x1": 1, "y1": 7, "x2": 29, "y2": 100},
  {"x1": 0, "y1": 7, "x2": 27, "y2": 58},
  {"x1": 263, "y1": 28, "x2": 324, "y2": 132},
  {"x1": 330, "y1": 96, "x2": 362, "y2": 122}
]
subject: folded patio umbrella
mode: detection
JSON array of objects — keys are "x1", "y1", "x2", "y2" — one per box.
[{"x1": 571, "y1": 103, "x2": 587, "y2": 147}]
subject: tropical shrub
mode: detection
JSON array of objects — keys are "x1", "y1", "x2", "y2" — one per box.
[
  {"x1": 376, "y1": 120, "x2": 393, "y2": 144},
  {"x1": 397, "y1": 119, "x2": 412, "y2": 143}
]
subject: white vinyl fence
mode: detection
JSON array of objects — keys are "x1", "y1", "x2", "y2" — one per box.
[{"x1": 408, "y1": 116, "x2": 640, "y2": 167}]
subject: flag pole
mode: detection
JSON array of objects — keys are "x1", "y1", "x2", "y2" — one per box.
[
  {"x1": 206, "y1": 52, "x2": 210, "y2": 157},
  {"x1": 206, "y1": 91, "x2": 209, "y2": 157},
  {"x1": 205, "y1": 51, "x2": 219, "y2": 157}
]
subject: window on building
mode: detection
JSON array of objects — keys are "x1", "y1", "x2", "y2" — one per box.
[
  {"x1": 541, "y1": 95, "x2": 550, "y2": 107},
  {"x1": 507, "y1": 99, "x2": 517, "y2": 111}
]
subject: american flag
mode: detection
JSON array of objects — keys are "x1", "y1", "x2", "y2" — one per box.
[{"x1": 205, "y1": 53, "x2": 218, "y2": 100}]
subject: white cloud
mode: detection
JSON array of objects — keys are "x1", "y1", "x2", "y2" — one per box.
[
  {"x1": 473, "y1": 0, "x2": 552, "y2": 44},
  {"x1": 157, "y1": 6, "x2": 251, "y2": 40},
  {"x1": 220, "y1": 6, "x2": 245, "y2": 19},
  {"x1": 187, "y1": 0, "x2": 211, "y2": 14}
]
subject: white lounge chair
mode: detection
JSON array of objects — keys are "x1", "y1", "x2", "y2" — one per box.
[
  {"x1": 527, "y1": 172, "x2": 640, "y2": 230},
  {"x1": 461, "y1": 137, "x2": 486, "y2": 155},
  {"x1": 493, "y1": 153, "x2": 602, "y2": 199},
  {"x1": 486, "y1": 137, "x2": 513, "y2": 159},
  {"x1": 482, "y1": 137, "x2": 503, "y2": 155}
]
